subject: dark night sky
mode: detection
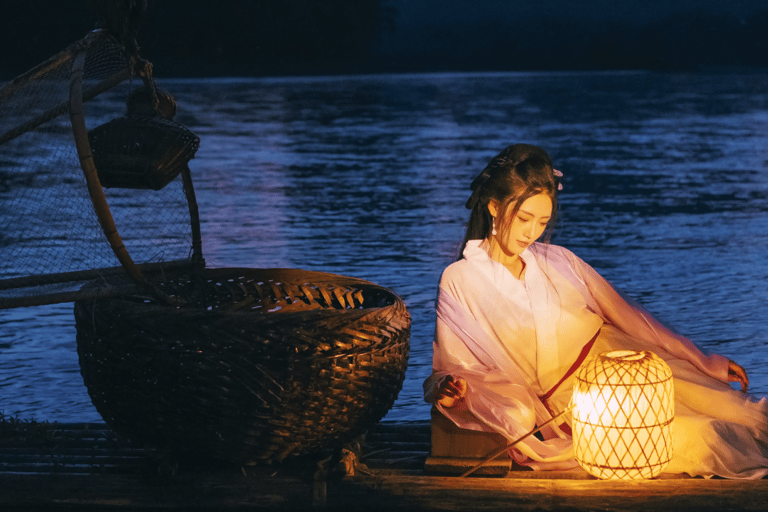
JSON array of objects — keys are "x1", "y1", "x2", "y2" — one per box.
[
  {"x1": 389, "y1": 0, "x2": 766, "y2": 26},
  {"x1": 376, "y1": 0, "x2": 768, "y2": 74},
  {"x1": 2, "y1": 1, "x2": 768, "y2": 78}
]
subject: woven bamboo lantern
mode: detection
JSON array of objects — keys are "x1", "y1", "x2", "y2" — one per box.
[{"x1": 571, "y1": 350, "x2": 674, "y2": 480}]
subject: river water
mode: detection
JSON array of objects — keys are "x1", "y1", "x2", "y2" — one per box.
[{"x1": 1, "y1": 70, "x2": 767, "y2": 423}]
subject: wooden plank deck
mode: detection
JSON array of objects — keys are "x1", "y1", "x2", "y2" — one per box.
[{"x1": 2, "y1": 421, "x2": 768, "y2": 511}]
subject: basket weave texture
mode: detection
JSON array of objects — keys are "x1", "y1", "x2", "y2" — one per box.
[
  {"x1": 88, "y1": 116, "x2": 200, "y2": 190},
  {"x1": 74, "y1": 267, "x2": 410, "y2": 463}
]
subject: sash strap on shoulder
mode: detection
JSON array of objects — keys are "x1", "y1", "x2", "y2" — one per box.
[{"x1": 540, "y1": 329, "x2": 600, "y2": 408}]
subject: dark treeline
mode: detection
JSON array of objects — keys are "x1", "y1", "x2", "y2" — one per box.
[
  {"x1": 138, "y1": 0, "x2": 393, "y2": 76},
  {"x1": 2, "y1": 2, "x2": 768, "y2": 79},
  {"x1": 385, "y1": 10, "x2": 768, "y2": 72},
  {"x1": 0, "y1": 0, "x2": 391, "y2": 78}
]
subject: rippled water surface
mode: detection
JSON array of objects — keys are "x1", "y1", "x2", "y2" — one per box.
[{"x1": 2, "y1": 71, "x2": 767, "y2": 423}]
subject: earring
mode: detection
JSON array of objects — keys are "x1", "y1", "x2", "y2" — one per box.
[{"x1": 491, "y1": 217, "x2": 497, "y2": 236}]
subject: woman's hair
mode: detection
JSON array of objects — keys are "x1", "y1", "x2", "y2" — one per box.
[{"x1": 459, "y1": 143, "x2": 560, "y2": 258}]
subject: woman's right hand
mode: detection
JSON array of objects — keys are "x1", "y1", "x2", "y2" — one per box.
[
  {"x1": 437, "y1": 375, "x2": 467, "y2": 408},
  {"x1": 728, "y1": 360, "x2": 749, "y2": 393}
]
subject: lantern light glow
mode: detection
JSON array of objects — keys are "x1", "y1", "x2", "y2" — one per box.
[{"x1": 571, "y1": 350, "x2": 674, "y2": 480}]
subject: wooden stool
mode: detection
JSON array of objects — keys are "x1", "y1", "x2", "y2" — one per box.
[{"x1": 424, "y1": 407, "x2": 515, "y2": 476}]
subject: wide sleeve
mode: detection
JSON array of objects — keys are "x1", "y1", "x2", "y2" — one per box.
[
  {"x1": 423, "y1": 265, "x2": 576, "y2": 466},
  {"x1": 423, "y1": 276, "x2": 540, "y2": 435},
  {"x1": 561, "y1": 248, "x2": 730, "y2": 383}
]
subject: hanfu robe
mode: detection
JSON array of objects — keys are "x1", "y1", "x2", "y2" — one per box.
[{"x1": 424, "y1": 239, "x2": 768, "y2": 479}]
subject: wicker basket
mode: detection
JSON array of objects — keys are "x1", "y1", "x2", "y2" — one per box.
[
  {"x1": 74, "y1": 267, "x2": 410, "y2": 464},
  {"x1": 88, "y1": 115, "x2": 200, "y2": 190}
]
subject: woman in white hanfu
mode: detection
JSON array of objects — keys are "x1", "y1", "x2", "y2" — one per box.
[{"x1": 423, "y1": 143, "x2": 768, "y2": 479}]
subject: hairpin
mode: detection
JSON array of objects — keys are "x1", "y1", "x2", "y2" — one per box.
[{"x1": 554, "y1": 168, "x2": 564, "y2": 190}]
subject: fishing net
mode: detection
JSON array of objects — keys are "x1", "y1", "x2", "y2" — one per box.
[
  {"x1": 0, "y1": 30, "x2": 200, "y2": 308},
  {"x1": 1, "y1": 26, "x2": 410, "y2": 464}
]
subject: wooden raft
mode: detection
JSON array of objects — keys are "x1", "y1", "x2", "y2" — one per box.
[{"x1": 2, "y1": 421, "x2": 768, "y2": 511}]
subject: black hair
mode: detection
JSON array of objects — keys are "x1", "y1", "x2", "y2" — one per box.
[{"x1": 459, "y1": 143, "x2": 560, "y2": 258}]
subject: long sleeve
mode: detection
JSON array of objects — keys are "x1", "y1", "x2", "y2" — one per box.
[{"x1": 561, "y1": 249, "x2": 730, "y2": 383}]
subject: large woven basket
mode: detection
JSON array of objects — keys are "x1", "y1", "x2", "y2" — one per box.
[{"x1": 74, "y1": 267, "x2": 410, "y2": 464}]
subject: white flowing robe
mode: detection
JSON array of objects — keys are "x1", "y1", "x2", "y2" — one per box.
[{"x1": 424, "y1": 240, "x2": 768, "y2": 478}]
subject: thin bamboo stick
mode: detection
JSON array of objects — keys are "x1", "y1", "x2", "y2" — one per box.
[{"x1": 459, "y1": 407, "x2": 573, "y2": 478}]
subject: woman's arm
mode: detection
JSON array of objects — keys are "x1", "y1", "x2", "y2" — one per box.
[
  {"x1": 422, "y1": 312, "x2": 478, "y2": 406},
  {"x1": 563, "y1": 249, "x2": 732, "y2": 384}
]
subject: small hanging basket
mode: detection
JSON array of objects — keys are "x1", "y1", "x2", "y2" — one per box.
[
  {"x1": 74, "y1": 267, "x2": 411, "y2": 464},
  {"x1": 88, "y1": 115, "x2": 200, "y2": 190}
]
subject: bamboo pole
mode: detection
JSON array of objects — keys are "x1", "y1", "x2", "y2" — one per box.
[
  {"x1": 0, "y1": 31, "x2": 133, "y2": 148},
  {"x1": 0, "y1": 260, "x2": 199, "y2": 309},
  {"x1": 180, "y1": 164, "x2": 204, "y2": 265},
  {"x1": 0, "y1": 259, "x2": 196, "y2": 292},
  {"x1": 0, "y1": 65, "x2": 133, "y2": 147},
  {"x1": 460, "y1": 407, "x2": 573, "y2": 478},
  {"x1": 0, "y1": 39, "x2": 80, "y2": 104},
  {"x1": 68, "y1": 35, "x2": 184, "y2": 307},
  {"x1": 69, "y1": 37, "x2": 145, "y2": 286},
  {"x1": 0, "y1": 284, "x2": 142, "y2": 310}
]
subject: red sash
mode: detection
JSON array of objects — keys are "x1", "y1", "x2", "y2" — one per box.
[{"x1": 539, "y1": 329, "x2": 600, "y2": 436}]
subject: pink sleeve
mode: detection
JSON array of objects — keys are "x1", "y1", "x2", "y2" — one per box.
[{"x1": 565, "y1": 249, "x2": 730, "y2": 383}]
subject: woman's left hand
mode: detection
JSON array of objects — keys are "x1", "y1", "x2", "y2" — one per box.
[
  {"x1": 436, "y1": 375, "x2": 467, "y2": 408},
  {"x1": 728, "y1": 360, "x2": 749, "y2": 393}
]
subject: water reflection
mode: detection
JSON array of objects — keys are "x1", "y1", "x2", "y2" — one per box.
[{"x1": 1, "y1": 71, "x2": 767, "y2": 423}]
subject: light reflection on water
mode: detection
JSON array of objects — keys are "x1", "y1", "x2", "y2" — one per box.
[{"x1": 1, "y1": 71, "x2": 767, "y2": 423}]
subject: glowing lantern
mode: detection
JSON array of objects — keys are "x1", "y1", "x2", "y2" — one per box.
[{"x1": 571, "y1": 350, "x2": 674, "y2": 480}]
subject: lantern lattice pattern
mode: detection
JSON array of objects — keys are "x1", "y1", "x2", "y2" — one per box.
[{"x1": 571, "y1": 350, "x2": 674, "y2": 480}]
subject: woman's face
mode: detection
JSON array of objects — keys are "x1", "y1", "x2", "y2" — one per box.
[{"x1": 489, "y1": 193, "x2": 553, "y2": 257}]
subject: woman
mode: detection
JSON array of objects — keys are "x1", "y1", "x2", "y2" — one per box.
[{"x1": 423, "y1": 143, "x2": 768, "y2": 478}]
